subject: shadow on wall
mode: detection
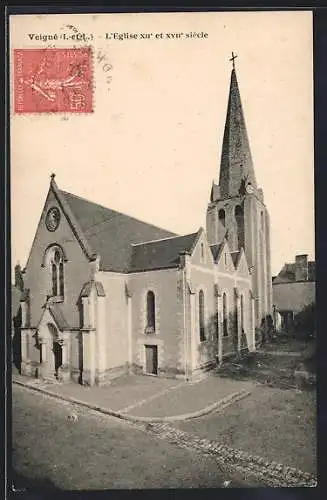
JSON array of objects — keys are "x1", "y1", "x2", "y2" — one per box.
[
  {"x1": 12, "y1": 307, "x2": 22, "y2": 373},
  {"x1": 201, "y1": 313, "x2": 219, "y2": 360},
  {"x1": 78, "y1": 331, "x2": 84, "y2": 385},
  {"x1": 222, "y1": 311, "x2": 248, "y2": 354},
  {"x1": 196, "y1": 311, "x2": 251, "y2": 361},
  {"x1": 230, "y1": 311, "x2": 239, "y2": 352}
]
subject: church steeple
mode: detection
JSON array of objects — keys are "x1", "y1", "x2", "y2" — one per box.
[
  {"x1": 218, "y1": 59, "x2": 257, "y2": 199},
  {"x1": 206, "y1": 56, "x2": 272, "y2": 326}
]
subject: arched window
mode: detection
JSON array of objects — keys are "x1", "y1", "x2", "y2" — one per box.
[
  {"x1": 249, "y1": 290, "x2": 254, "y2": 331},
  {"x1": 240, "y1": 294, "x2": 245, "y2": 332},
  {"x1": 48, "y1": 247, "x2": 64, "y2": 298},
  {"x1": 223, "y1": 292, "x2": 228, "y2": 337},
  {"x1": 146, "y1": 291, "x2": 156, "y2": 332},
  {"x1": 199, "y1": 290, "x2": 205, "y2": 341},
  {"x1": 200, "y1": 242, "x2": 205, "y2": 263},
  {"x1": 235, "y1": 205, "x2": 243, "y2": 217},
  {"x1": 218, "y1": 208, "x2": 226, "y2": 228},
  {"x1": 234, "y1": 290, "x2": 239, "y2": 337}
]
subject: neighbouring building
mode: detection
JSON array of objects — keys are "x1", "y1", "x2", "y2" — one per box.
[
  {"x1": 12, "y1": 263, "x2": 24, "y2": 372},
  {"x1": 14, "y1": 61, "x2": 272, "y2": 385},
  {"x1": 272, "y1": 254, "x2": 315, "y2": 332}
]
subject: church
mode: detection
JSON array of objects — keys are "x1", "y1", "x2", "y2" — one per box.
[{"x1": 14, "y1": 60, "x2": 272, "y2": 386}]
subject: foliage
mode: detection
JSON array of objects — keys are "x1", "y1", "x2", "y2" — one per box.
[{"x1": 294, "y1": 303, "x2": 316, "y2": 339}]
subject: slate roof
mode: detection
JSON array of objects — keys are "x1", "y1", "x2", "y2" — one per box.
[
  {"x1": 129, "y1": 232, "x2": 199, "y2": 272},
  {"x1": 218, "y1": 68, "x2": 257, "y2": 199},
  {"x1": 210, "y1": 243, "x2": 223, "y2": 262},
  {"x1": 48, "y1": 304, "x2": 70, "y2": 331},
  {"x1": 273, "y1": 261, "x2": 315, "y2": 284},
  {"x1": 230, "y1": 251, "x2": 240, "y2": 268},
  {"x1": 80, "y1": 280, "x2": 106, "y2": 298},
  {"x1": 59, "y1": 190, "x2": 177, "y2": 272}
]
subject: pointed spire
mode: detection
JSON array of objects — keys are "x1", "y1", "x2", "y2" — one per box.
[{"x1": 218, "y1": 63, "x2": 257, "y2": 199}]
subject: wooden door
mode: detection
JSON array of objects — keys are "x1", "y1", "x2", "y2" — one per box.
[{"x1": 145, "y1": 345, "x2": 158, "y2": 375}]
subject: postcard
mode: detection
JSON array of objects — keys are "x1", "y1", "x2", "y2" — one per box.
[{"x1": 10, "y1": 11, "x2": 316, "y2": 491}]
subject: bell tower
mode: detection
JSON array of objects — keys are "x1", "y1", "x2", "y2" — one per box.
[{"x1": 206, "y1": 53, "x2": 272, "y2": 326}]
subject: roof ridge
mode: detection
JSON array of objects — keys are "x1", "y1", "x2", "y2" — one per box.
[
  {"x1": 60, "y1": 189, "x2": 178, "y2": 236},
  {"x1": 131, "y1": 232, "x2": 198, "y2": 247},
  {"x1": 60, "y1": 189, "x2": 121, "y2": 213}
]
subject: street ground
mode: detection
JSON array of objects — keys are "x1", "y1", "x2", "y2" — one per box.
[
  {"x1": 12, "y1": 384, "x2": 253, "y2": 490},
  {"x1": 12, "y1": 370, "x2": 255, "y2": 419},
  {"x1": 180, "y1": 337, "x2": 316, "y2": 474},
  {"x1": 174, "y1": 384, "x2": 316, "y2": 475},
  {"x1": 11, "y1": 336, "x2": 317, "y2": 489}
]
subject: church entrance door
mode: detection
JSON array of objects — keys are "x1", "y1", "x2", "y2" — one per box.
[
  {"x1": 47, "y1": 323, "x2": 63, "y2": 380},
  {"x1": 53, "y1": 340, "x2": 63, "y2": 378},
  {"x1": 145, "y1": 345, "x2": 158, "y2": 375}
]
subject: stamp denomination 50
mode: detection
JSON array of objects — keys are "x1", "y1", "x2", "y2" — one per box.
[{"x1": 13, "y1": 47, "x2": 93, "y2": 113}]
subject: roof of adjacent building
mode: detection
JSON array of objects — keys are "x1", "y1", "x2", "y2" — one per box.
[
  {"x1": 272, "y1": 280, "x2": 315, "y2": 313},
  {"x1": 58, "y1": 188, "x2": 178, "y2": 272},
  {"x1": 273, "y1": 261, "x2": 315, "y2": 284},
  {"x1": 129, "y1": 232, "x2": 199, "y2": 272}
]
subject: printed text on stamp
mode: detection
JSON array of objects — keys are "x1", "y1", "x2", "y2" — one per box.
[{"x1": 14, "y1": 48, "x2": 93, "y2": 113}]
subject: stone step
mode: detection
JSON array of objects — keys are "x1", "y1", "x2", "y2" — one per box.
[{"x1": 40, "y1": 376, "x2": 63, "y2": 385}]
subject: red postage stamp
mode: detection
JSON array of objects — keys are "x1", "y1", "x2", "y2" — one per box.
[{"x1": 13, "y1": 48, "x2": 93, "y2": 113}]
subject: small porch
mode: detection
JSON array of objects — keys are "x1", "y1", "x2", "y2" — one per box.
[{"x1": 21, "y1": 303, "x2": 72, "y2": 383}]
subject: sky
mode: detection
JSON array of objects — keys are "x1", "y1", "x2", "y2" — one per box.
[{"x1": 10, "y1": 11, "x2": 314, "y2": 278}]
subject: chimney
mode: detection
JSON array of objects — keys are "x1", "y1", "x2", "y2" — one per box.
[{"x1": 295, "y1": 254, "x2": 308, "y2": 281}]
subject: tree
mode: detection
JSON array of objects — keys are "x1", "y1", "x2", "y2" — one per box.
[{"x1": 294, "y1": 302, "x2": 316, "y2": 339}]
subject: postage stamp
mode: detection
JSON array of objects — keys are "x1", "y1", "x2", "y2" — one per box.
[{"x1": 13, "y1": 47, "x2": 93, "y2": 113}]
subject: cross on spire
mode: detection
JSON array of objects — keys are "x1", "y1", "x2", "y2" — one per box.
[{"x1": 229, "y1": 51, "x2": 238, "y2": 70}]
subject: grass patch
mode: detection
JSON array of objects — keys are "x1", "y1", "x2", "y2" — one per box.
[{"x1": 215, "y1": 344, "x2": 316, "y2": 391}]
